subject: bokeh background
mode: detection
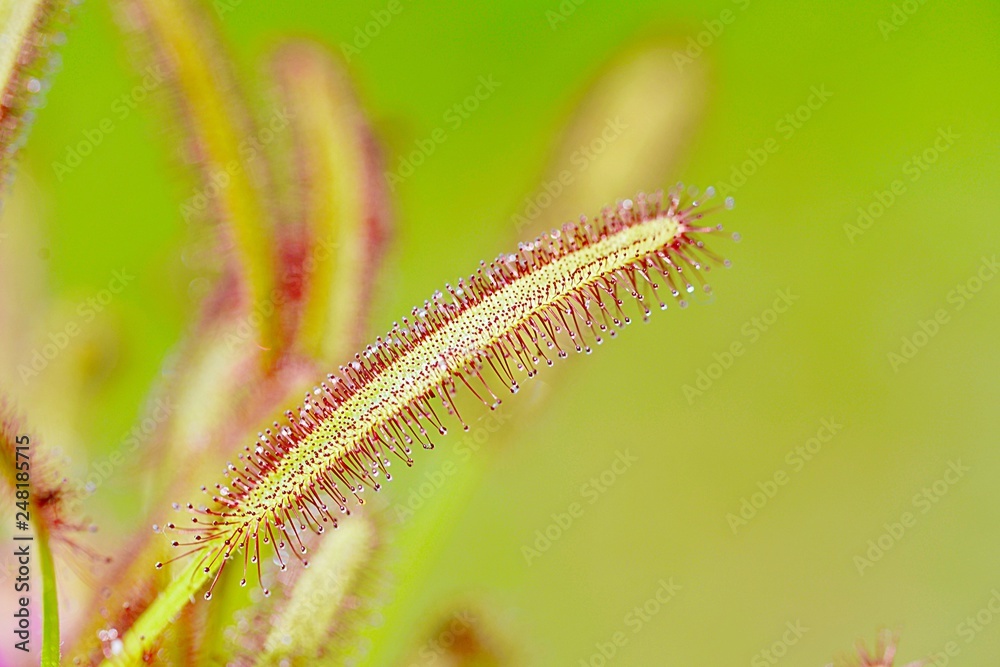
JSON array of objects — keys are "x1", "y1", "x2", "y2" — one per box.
[{"x1": 3, "y1": 0, "x2": 1000, "y2": 664}]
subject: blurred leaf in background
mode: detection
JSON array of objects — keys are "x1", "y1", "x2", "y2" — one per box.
[{"x1": 0, "y1": 0, "x2": 998, "y2": 665}]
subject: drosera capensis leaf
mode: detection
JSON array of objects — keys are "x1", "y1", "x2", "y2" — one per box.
[
  {"x1": 74, "y1": 362, "x2": 325, "y2": 665},
  {"x1": 63, "y1": 528, "x2": 165, "y2": 666},
  {"x1": 101, "y1": 187, "x2": 733, "y2": 666},
  {"x1": 515, "y1": 38, "x2": 708, "y2": 239},
  {"x1": 0, "y1": 0, "x2": 71, "y2": 190},
  {"x1": 268, "y1": 41, "x2": 391, "y2": 364},
  {"x1": 79, "y1": 29, "x2": 393, "y2": 666},
  {"x1": 0, "y1": 398, "x2": 61, "y2": 666},
  {"x1": 114, "y1": 0, "x2": 276, "y2": 354},
  {"x1": 171, "y1": 187, "x2": 732, "y2": 593},
  {"x1": 258, "y1": 512, "x2": 379, "y2": 665},
  {"x1": 364, "y1": 45, "x2": 709, "y2": 663},
  {"x1": 1, "y1": 395, "x2": 95, "y2": 667}
]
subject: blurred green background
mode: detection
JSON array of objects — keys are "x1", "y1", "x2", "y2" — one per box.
[{"x1": 9, "y1": 0, "x2": 1000, "y2": 664}]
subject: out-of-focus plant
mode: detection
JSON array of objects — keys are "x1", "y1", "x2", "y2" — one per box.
[
  {"x1": 0, "y1": 0, "x2": 72, "y2": 189},
  {"x1": 830, "y1": 631, "x2": 923, "y2": 667},
  {"x1": 0, "y1": 2, "x2": 920, "y2": 666}
]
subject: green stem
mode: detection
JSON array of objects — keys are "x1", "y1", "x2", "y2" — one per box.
[
  {"x1": 361, "y1": 444, "x2": 490, "y2": 666},
  {"x1": 101, "y1": 557, "x2": 214, "y2": 667},
  {"x1": 37, "y1": 525, "x2": 59, "y2": 667}
]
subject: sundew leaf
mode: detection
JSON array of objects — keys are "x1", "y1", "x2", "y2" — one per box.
[
  {"x1": 1, "y1": 396, "x2": 93, "y2": 666},
  {"x1": 101, "y1": 555, "x2": 206, "y2": 666},
  {"x1": 76, "y1": 33, "x2": 396, "y2": 667},
  {"x1": 100, "y1": 188, "x2": 731, "y2": 666},
  {"x1": 72, "y1": 361, "x2": 322, "y2": 665},
  {"x1": 103, "y1": 40, "x2": 393, "y2": 492},
  {"x1": 114, "y1": 0, "x2": 275, "y2": 352},
  {"x1": 365, "y1": 47, "x2": 708, "y2": 658},
  {"x1": 268, "y1": 41, "x2": 391, "y2": 364},
  {"x1": 514, "y1": 39, "x2": 708, "y2": 240},
  {"x1": 62, "y1": 529, "x2": 165, "y2": 666},
  {"x1": 0, "y1": 0, "x2": 71, "y2": 190},
  {"x1": 70, "y1": 30, "x2": 382, "y2": 664},
  {"x1": 60, "y1": 318, "x2": 268, "y2": 665},
  {"x1": 257, "y1": 513, "x2": 379, "y2": 665},
  {"x1": 182, "y1": 191, "x2": 727, "y2": 599}
]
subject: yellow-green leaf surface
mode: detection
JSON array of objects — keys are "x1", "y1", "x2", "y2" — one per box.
[
  {"x1": 362, "y1": 45, "x2": 707, "y2": 665},
  {"x1": 270, "y1": 42, "x2": 390, "y2": 364}
]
